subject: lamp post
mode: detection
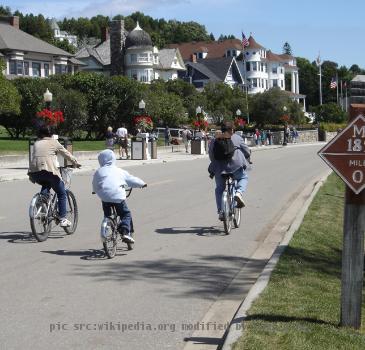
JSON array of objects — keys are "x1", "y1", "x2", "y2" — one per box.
[
  {"x1": 196, "y1": 106, "x2": 202, "y2": 115},
  {"x1": 282, "y1": 106, "x2": 288, "y2": 146},
  {"x1": 236, "y1": 109, "x2": 242, "y2": 118},
  {"x1": 139, "y1": 99, "x2": 146, "y2": 115},
  {"x1": 43, "y1": 88, "x2": 52, "y2": 110}
]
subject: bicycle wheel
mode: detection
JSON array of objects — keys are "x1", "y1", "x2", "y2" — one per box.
[
  {"x1": 63, "y1": 190, "x2": 78, "y2": 234},
  {"x1": 29, "y1": 194, "x2": 50, "y2": 242},
  {"x1": 103, "y1": 219, "x2": 117, "y2": 259},
  {"x1": 221, "y1": 192, "x2": 232, "y2": 235},
  {"x1": 233, "y1": 206, "x2": 241, "y2": 228}
]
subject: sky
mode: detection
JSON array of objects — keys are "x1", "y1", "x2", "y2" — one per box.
[{"x1": 1, "y1": 0, "x2": 364, "y2": 68}]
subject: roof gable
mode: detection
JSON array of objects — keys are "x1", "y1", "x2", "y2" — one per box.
[
  {"x1": 0, "y1": 22, "x2": 72, "y2": 56},
  {"x1": 168, "y1": 39, "x2": 242, "y2": 60}
]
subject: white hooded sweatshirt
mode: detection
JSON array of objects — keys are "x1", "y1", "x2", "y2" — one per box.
[{"x1": 92, "y1": 149, "x2": 145, "y2": 203}]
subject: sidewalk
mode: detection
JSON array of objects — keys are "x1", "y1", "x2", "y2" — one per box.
[{"x1": 0, "y1": 144, "x2": 284, "y2": 182}]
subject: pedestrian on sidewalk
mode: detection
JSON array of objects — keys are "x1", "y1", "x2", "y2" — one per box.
[
  {"x1": 105, "y1": 126, "x2": 116, "y2": 151},
  {"x1": 164, "y1": 126, "x2": 171, "y2": 146},
  {"x1": 181, "y1": 126, "x2": 192, "y2": 153},
  {"x1": 116, "y1": 123, "x2": 129, "y2": 159}
]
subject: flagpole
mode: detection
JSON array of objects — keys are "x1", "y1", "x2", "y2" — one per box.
[
  {"x1": 336, "y1": 73, "x2": 339, "y2": 105},
  {"x1": 340, "y1": 80, "x2": 343, "y2": 110},
  {"x1": 316, "y1": 54, "x2": 323, "y2": 105},
  {"x1": 345, "y1": 83, "x2": 348, "y2": 112}
]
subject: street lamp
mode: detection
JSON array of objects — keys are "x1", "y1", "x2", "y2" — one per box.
[
  {"x1": 236, "y1": 109, "x2": 242, "y2": 117},
  {"x1": 282, "y1": 106, "x2": 288, "y2": 146},
  {"x1": 139, "y1": 99, "x2": 146, "y2": 114},
  {"x1": 43, "y1": 88, "x2": 52, "y2": 110},
  {"x1": 196, "y1": 106, "x2": 202, "y2": 115}
]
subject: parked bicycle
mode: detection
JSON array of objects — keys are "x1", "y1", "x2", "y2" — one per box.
[
  {"x1": 221, "y1": 174, "x2": 241, "y2": 234},
  {"x1": 95, "y1": 187, "x2": 134, "y2": 258},
  {"x1": 29, "y1": 166, "x2": 78, "y2": 242}
]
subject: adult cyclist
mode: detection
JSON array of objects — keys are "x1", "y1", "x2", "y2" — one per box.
[
  {"x1": 28, "y1": 126, "x2": 81, "y2": 227},
  {"x1": 208, "y1": 121, "x2": 250, "y2": 221}
]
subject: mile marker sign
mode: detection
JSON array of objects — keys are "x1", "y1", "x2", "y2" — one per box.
[{"x1": 318, "y1": 114, "x2": 365, "y2": 194}]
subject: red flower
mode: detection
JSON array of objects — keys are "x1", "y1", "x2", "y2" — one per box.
[
  {"x1": 134, "y1": 115, "x2": 153, "y2": 130},
  {"x1": 280, "y1": 115, "x2": 290, "y2": 123},
  {"x1": 36, "y1": 109, "x2": 64, "y2": 126},
  {"x1": 234, "y1": 118, "x2": 246, "y2": 127}
]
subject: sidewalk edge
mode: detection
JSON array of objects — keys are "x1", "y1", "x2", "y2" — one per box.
[{"x1": 221, "y1": 169, "x2": 333, "y2": 350}]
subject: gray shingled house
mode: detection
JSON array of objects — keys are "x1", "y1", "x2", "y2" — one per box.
[
  {"x1": 181, "y1": 56, "x2": 244, "y2": 89},
  {"x1": 0, "y1": 16, "x2": 84, "y2": 78}
]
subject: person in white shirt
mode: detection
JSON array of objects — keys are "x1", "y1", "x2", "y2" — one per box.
[{"x1": 116, "y1": 124, "x2": 129, "y2": 159}]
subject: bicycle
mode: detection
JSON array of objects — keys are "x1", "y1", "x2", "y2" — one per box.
[
  {"x1": 221, "y1": 174, "x2": 241, "y2": 235},
  {"x1": 97, "y1": 187, "x2": 134, "y2": 259},
  {"x1": 29, "y1": 166, "x2": 78, "y2": 242}
]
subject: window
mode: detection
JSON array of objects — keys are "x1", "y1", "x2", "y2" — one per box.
[
  {"x1": 131, "y1": 69, "x2": 138, "y2": 80},
  {"x1": 55, "y1": 64, "x2": 67, "y2": 75},
  {"x1": 130, "y1": 54, "x2": 137, "y2": 63},
  {"x1": 273, "y1": 79, "x2": 278, "y2": 87},
  {"x1": 138, "y1": 53, "x2": 149, "y2": 63},
  {"x1": 261, "y1": 63, "x2": 264, "y2": 72},
  {"x1": 16, "y1": 61, "x2": 23, "y2": 75},
  {"x1": 252, "y1": 62, "x2": 257, "y2": 71},
  {"x1": 252, "y1": 78, "x2": 257, "y2": 87},
  {"x1": 281, "y1": 80, "x2": 284, "y2": 88},
  {"x1": 24, "y1": 61, "x2": 29, "y2": 75},
  {"x1": 173, "y1": 58, "x2": 177, "y2": 65},
  {"x1": 139, "y1": 69, "x2": 148, "y2": 82},
  {"x1": 67, "y1": 65, "x2": 73, "y2": 74},
  {"x1": 246, "y1": 62, "x2": 250, "y2": 71},
  {"x1": 9, "y1": 60, "x2": 16, "y2": 75},
  {"x1": 44, "y1": 63, "x2": 49, "y2": 77},
  {"x1": 32, "y1": 62, "x2": 41, "y2": 77},
  {"x1": 272, "y1": 66, "x2": 277, "y2": 74}
]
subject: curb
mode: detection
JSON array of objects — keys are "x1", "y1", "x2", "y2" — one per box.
[{"x1": 221, "y1": 169, "x2": 332, "y2": 350}]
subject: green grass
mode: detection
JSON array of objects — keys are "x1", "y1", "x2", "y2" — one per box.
[
  {"x1": 233, "y1": 174, "x2": 365, "y2": 350},
  {"x1": 0, "y1": 139, "x2": 107, "y2": 154}
]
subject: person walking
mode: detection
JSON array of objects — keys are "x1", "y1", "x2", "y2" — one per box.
[
  {"x1": 105, "y1": 126, "x2": 115, "y2": 151},
  {"x1": 116, "y1": 123, "x2": 129, "y2": 159},
  {"x1": 164, "y1": 126, "x2": 171, "y2": 146},
  {"x1": 181, "y1": 126, "x2": 192, "y2": 153}
]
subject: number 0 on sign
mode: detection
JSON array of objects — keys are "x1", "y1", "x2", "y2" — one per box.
[{"x1": 318, "y1": 115, "x2": 365, "y2": 194}]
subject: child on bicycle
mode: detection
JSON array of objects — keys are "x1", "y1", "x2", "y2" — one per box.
[{"x1": 92, "y1": 149, "x2": 146, "y2": 243}]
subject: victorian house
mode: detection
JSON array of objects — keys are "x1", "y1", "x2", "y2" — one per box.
[
  {"x1": 169, "y1": 36, "x2": 306, "y2": 110},
  {"x1": 75, "y1": 21, "x2": 186, "y2": 82}
]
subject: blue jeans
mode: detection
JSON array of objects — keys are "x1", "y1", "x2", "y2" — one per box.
[
  {"x1": 102, "y1": 200, "x2": 133, "y2": 234},
  {"x1": 214, "y1": 167, "x2": 248, "y2": 212},
  {"x1": 31, "y1": 170, "x2": 67, "y2": 218}
]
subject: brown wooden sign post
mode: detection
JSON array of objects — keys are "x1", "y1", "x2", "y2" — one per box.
[{"x1": 318, "y1": 106, "x2": 365, "y2": 329}]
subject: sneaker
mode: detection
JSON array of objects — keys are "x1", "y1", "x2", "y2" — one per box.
[
  {"x1": 218, "y1": 211, "x2": 224, "y2": 221},
  {"x1": 122, "y1": 234, "x2": 135, "y2": 244},
  {"x1": 234, "y1": 192, "x2": 245, "y2": 208},
  {"x1": 60, "y1": 218, "x2": 71, "y2": 227}
]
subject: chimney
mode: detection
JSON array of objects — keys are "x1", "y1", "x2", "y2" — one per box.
[
  {"x1": 0, "y1": 16, "x2": 19, "y2": 29},
  {"x1": 101, "y1": 27, "x2": 109, "y2": 42},
  {"x1": 110, "y1": 20, "x2": 126, "y2": 76},
  {"x1": 190, "y1": 54, "x2": 197, "y2": 63}
]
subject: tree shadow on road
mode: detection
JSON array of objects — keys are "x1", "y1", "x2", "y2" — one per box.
[
  {"x1": 70, "y1": 254, "x2": 261, "y2": 300},
  {"x1": 155, "y1": 226, "x2": 224, "y2": 237},
  {"x1": 41, "y1": 248, "x2": 127, "y2": 260}
]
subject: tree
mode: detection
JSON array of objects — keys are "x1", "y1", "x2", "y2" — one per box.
[
  {"x1": 282, "y1": 42, "x2": 292, "y2": 55},
  {"x1": 296, "y1": 57, "x2": 319, "y2": 107},
  {"x1": 0, "y1": 60, "x2": 21, "y2": 137},
  {"x1": 312, "y1": 102, "x2": 347, "y2": 123},
  {"x1": 0, "y1": 6, "x2": 12, "y2": 16},
  {"x1": 250, "y1": 88, "x2": 304, "y2": 126},
  {"x1": 51, "y1": 39, "x2": 76, "y2": 54}
]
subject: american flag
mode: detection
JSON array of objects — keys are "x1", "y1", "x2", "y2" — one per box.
[
  {"x1": 330, "y1": 77, "x2": 337, "y2": 89},
  {"x1": 242, "y1": 32, "x2": 249, "y2": 48}
]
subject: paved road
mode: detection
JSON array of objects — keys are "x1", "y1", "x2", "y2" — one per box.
[{"x1": 0, "y1": 144, "x2": 327, "y2": 350}]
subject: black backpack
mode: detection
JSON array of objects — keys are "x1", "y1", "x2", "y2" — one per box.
[{"x1": 213, "y1": 138, "x2": 236, "y2": 160}]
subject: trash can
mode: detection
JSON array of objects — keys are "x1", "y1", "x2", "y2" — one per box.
[
  {"x1": 28, "y1": 136, "x2": 73, "y2": 167},
  {"x1": 131, "y1": 138, "x2": 147, "y2": 160},
  {"x1": 191, "y1": 139, "x2": 205, "y2": 155}
]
